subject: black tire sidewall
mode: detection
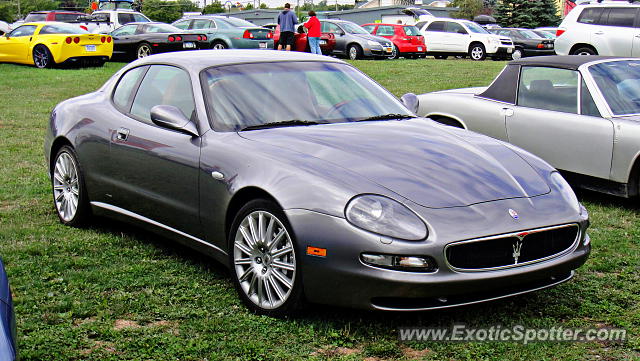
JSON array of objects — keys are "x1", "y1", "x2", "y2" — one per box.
[
  {"x1": 573, "y1": 47, "x2": 596, "y2": 56},
  {"x1": 228, "y1": 199, "x2": 304, "y2": 316},
  {"x1": 52, "y1": 146, "x2": 90, "y2": 226}
]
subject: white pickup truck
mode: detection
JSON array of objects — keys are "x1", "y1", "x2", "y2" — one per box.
[{"x1": 73, "y1": 10, "x2": 151, "y2": 34}]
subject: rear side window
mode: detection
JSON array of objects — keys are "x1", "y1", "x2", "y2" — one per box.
[
  {"x1": 604, "y1": 8, "x2": 637, "y2": 27},
  {"x1": 377, "y1": 25, "x2": 395, "y2": 36},
  {"x1": 577, "y1": 8, "x2": 605, "y2": 24},
  {"x1": 446, "y1": 22, "x2": 467, "y2": 34},
  {"x1": 118, "y1": 13, "x2": 135, "y2": 25},
  {"x1": 39, "y1": 24, "x2": 88, "y2": 34},
  {"x1": 426, "y1": 21, "x2": 445, "y2": 32},
  {"x1": 55, "y1": 13, "x2": 82, "y2": 22},
  {"x1": 403, "y1": 26, "x2": 420, "y2": 36},
  {"x1": 113, "y1": 66, "x2": 147, "y2": 111},
  {"x1": 130, "y1": 65, "x2": 195, "y2": 123},
  {"x1": 192, "y1": 19, "x2": 214, "y2": 29}
]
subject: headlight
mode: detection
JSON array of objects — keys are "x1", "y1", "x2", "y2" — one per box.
[
  {"x1": 367, "y1": 40, "x2": 382, "y2": 47},
  {"x1": 549, "y1": 172, "x2": 581, "y2": 214},
  {"x1": 345, "y1": 194, "x2": 428, "y2": 240}
]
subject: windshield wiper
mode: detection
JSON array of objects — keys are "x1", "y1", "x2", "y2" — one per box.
[
  {"x1": 355, "y1": 113, "x2": 417, "y2": 122},
  {"x1": 240, "y1": 120, "x2": 324, "y2": 131}
]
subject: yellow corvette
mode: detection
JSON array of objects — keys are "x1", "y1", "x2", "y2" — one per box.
[{"x1": 0, "y1": 22, "x2": 113, "y2": 68}]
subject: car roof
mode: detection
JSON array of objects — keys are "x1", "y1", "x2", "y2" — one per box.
[
  {"x1": 30, "y1": 10, "x2": 85, "y2": 14},
  {"x1": 362, "y1": 23, "x2": 414, "y2": 26},
  {"x1": 130, "y1": 49, "x2": 344, "y2": 70},
  {"x1": 509, "y1": 55, "x2": 621, "y2": 70}
]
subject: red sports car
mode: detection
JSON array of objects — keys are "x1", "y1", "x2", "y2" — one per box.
[
  {"x1": 362, "y1": 23, "x2": 426, "y2": 59},
  {"x1": 264, "y1": 24, "x2": 336, "y2": 54}
]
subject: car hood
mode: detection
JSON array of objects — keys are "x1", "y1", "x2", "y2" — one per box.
[
  {"x1": 352, "y1": 33, "x2": 390, "y2": 44},
  {"x1": 239, "y1": 119, "x2": 550, "y2": 208}
]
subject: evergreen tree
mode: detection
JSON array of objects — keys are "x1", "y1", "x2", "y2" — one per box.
[
  {"x1": 494, "y1": 0, "x2": 560, "y2": 28},
  {"x1": 451, "y1": 0, "x2": 483, "y2": 20}
]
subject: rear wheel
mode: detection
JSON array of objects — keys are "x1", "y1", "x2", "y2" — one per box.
[
  {"x1": 511, "y1": 48, "x2": 523, "y2": 60},
  {"x1": 33, "y1": 44, "x2": 54, "y2": 68},
  {"x1": 389, "y1": 45, "x2": 399, "y2": 59},
  {"x1": 136, "y1": 43, "x2": 152, "y2": 59},
  {"x1": 212, "y1": 41, "x2": 228, "y2": 50},
  {"x1": 229, "y1": 199, "x2": 303, "y2": 316},
  {"x1": 52, "y1": 146, "x2": 91, "y2": 226},
  {"x1": 469, "y1": 43, "x2": 486, "y2": 61},
  {"x1": 572, "y1": 46, "x2": 597, "y2": 56},
  {"x1": 348, "y1": 44, "x2": 362, "y2": 60}
]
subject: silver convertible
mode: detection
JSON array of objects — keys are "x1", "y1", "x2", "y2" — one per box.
[
  {"x1": 45, "y1": 50, "x2": 590, "y2": 315},
  {"x1": 418, "y1": 56, "x2": 640, "y2": 198}
]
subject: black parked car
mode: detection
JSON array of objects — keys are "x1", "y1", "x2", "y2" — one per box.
[
  {"x1": 489, "y1": 28, "x2": 554, "y2": 60},
  {"x1": 110, "y1": 22, "x2": 208, "y2": 60}
]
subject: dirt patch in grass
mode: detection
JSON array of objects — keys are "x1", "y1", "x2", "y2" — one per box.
[
  {"x1": 113, "y1": 319, "x2": 141, "y2": 330},
  {"x1": 402, "y1": 346, "x2": 431, "y2": 359},
  {"x1": 80, "y1": 340, "x2": 119, "y2": 355},
  {"x1": 312, "y1": 346, "x2": 363, "y2": 357}
]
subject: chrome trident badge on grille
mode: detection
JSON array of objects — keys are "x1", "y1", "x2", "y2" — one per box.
[{"x1": 512, "y1": 239, "x2": 524, "y2": 264}]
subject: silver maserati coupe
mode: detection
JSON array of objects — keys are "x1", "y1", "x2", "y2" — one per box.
[
  {"x1": 418, "y1": 56, "x2": 640, "y2": 199},
  {"x1": 45, "y1": 50, "x2": 590, "y2": 315}
]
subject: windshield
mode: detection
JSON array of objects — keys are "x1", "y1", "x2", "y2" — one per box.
[
  {"x1": 40, "y1": 24, "x2": 88, "y2": 34},
  {"x1": 342, "y1": 22, "x2": 369, "y2": 34},
  {"x1": 202, "y1": 62, "x2": 412, "y2": 132},
  {"x1": 589, "y1": 60, "x2": 640, "y2": 115},
  {"x1": 219, "y1": 17, "x2": 256, "y2": 27},
  {"x1": 144, "y1": 23, "x2": 181, "y2": 33},
  {"x1": 463, "y1": 21, "x2": 489, "y2": 34},
  {"x1": 517, "y1": 29, "x2": 542, "y2": 39}
]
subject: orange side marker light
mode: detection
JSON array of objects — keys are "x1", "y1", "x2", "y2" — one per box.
[{"x1": 306, "y1": 246, "x2": 327, "y2": 257}]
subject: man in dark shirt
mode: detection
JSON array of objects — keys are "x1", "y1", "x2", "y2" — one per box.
[{"x1": 277, "y1": 3, "x2": 298, "y2": 51}]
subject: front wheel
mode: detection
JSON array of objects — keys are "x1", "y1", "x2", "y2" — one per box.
[
  {"x1": 389, "y1": 45, "x2": 399, "y2": 59},
  {"x1": 136, "y1": 43, "x2": 152, "y2": 59},
  {"x1": 572, "y1": 46, "x2": 597, "y2": 56},
  {"x1": 52, "y1": 146, "x2": 91, "y2": 226},
  {"x1": 212, "y1": 41, "x2": 228, "y2": 50},
  {"x1": 33, "y1": 44, "x2": 54, "y2": 68},
  {"x1": 511, "y1": 48, "x2": 523, "y2": 60},
  {"x1": 229, "y1": 199, "x2": 303, "y2": 316},
  {"x1": 348, "y1": 44, "x2": 362, "y2": 60},
  {"x1": 469, "y1": 44, "x2": 486, "y2": 61}
]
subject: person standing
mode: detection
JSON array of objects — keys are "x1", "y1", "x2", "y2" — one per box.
[
  {"x1": 304, "y1": 10, "x2": 322, "y2": 55},
  {"x1": 277, "y1": 3, "x2": 298, "y2": 51}
]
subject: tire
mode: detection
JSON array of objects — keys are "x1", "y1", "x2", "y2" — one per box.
[
  {"x1": 469, "y1": 43, "x2": 486, "y2": 61},
  {"x1": 511, "y1": 48, "x2": 523, "y2": 60},
  {"x1": 348, "y1": 44, "x2": 362, "y2": 60},
  {"x1": 228, "y1": 199, "x2": 303, "y2": 316},
  {"x1": 33, "y1": 44, "x2": 54, "y2": 69},
  {"x1": 136, "y1": 42, "x2": 152, "y2": 59},
  {"x1": 52, "y1": 146, "x2": 91, "y2": 226},
  {"x1": 212, "y1": 41, "x2": 228, "y2": 50},
  {"x1": 571, "y1": 46, "x2": 597, "y2": 56},
  {"x1": 434, "y1": 55, "x2": 448, "y2": 59},
  {"x1": 389, "y1": 45, "x2": 399, "y2": 59}
]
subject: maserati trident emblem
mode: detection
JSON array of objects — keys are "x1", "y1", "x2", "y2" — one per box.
[
  {"x1": 512, "y1": 239, "x2": 524, "y2": 264},
  {"x1": 508, "y1": 208, "x2": 519, "y2": 220}
]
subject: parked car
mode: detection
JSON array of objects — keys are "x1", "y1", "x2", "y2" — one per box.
[
  {"x1": 110, "y1": 22, "x2": 207, "y2": 60},
  {"x1": 172, "y1": 16, "x2": 273, "y2": 50},
  {"x1": 418, "y1": 55, "x2": 640, "y2": 198},
  {"x1": 361, "y1": 23, "x2": 426, "y2": 59},
  {"x1": 415, "y1": 18, "x2": 514, "y2": 60},
  {"x1": 0, "y1": 22, "x2": 112, "y2": 68},
  {"x1": 555, "y1": 2, "x2": 640, "y2": 56},
  {"x1": 0, "y1": 21, "x2": 9, "y2": 35},
  {"x1": 319, "y1": 19, "x2": 395, "y2": 59},
  {"x1": 45, "y1": 50, "x2": 590, "y2": 315},
  {"x1": 21, "y1": 10, "x2": 87, "y2": 23},
  {"x1": 263, "y1": 23, "x2": 336, "y2": 54},
  {"x1": 488, "y1": 28, "x2": 555, "y2": 59},
  {"x1": 0, "y1": 257, "x2": 16, "y2": 361},
  {"x1": 81, "y1": 9, "x2": 151, "y2": 34}
]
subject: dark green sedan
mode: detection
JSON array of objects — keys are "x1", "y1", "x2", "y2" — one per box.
[{"x1": 172, "y1": 15, "x2": 273, "y2": 50}]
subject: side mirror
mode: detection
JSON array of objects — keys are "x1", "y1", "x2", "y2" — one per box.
[
  {"x1": 150, "y1": 105, "x2": 198, "y2": 137},
  {"x1": 401, "y1": 93, "x2": 419, "y2": 114}
]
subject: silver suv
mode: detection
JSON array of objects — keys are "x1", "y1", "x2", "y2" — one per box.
[{"x1": 555, "y1": 2, "x2": 640, "y2": 56}]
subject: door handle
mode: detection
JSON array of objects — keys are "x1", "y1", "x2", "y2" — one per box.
[
  {"x1": 594, "y1": 31, "x2": 604, "y2": 35},
  {"x1": 116, "y1": 127, "x2": 130, "y2": 141},
  {"x1": 502, "y1": 108, "x2": 514, "y2": 117}
]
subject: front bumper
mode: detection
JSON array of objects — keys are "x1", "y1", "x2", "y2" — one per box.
[
  {"x1": 285, "y1": 196, "x2": 590, "y2": 311},
  {"x1": 364, "y1": 46, "x2": 394, "y2": 58}
]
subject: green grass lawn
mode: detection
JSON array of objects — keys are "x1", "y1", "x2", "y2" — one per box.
[{"x1": 0, "y1": 58, "x2": 638, "y2": 360}]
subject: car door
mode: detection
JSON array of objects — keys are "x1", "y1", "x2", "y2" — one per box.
[
  {"x1": 110, "y1": 24, "x2": 139, "y2": 55},
  {"x1": 192, "y1": 18, "x2": 218, "y2": 38},
  {"x1": 106, "y1": 64, "x2": 203, "y2": 238},
  {"x1": 444, "y1": 21, "x2": 469, "y2": 53},
  {"x1": 0, "y1": 25, "x2": 37, "y2": 63},
  {"x1": 423, "y1": 21, "x2": 446, "y2": 51},
  {"x1": 592, "y1": 7, "x2": 637, "y2": 56},
  {"x1": 323, "y1": 22, "x2": 346, "y2": 54},
  {"x1": 505, "y1": 66, "x2": 614, "y2": 179}
]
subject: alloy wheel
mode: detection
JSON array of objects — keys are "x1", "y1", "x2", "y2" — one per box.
[
  {"x1": 511, "y1": 49, "x2": 522, "y2": 60},
  {"x1": 233, "y1": 210, "x2": 296, "y2": 310},
  {"x1": 213, "y1": 42, "x2": 227, "y2": 50},
  {"x1": 349, "y1": 46, "x2": 359, "y2": 60},
  {"x1": 471, "y1": 46, "x2": 484, "y2": 60},
  {"x1": 53, "y1": 152, "x2": 80, "y2": 222},
  {"x1": 137, "y1": 44, "x2": 151, "y2": 58},
  {"x1": 33, "y1": 46, "x2": 50, "y2": 68}
]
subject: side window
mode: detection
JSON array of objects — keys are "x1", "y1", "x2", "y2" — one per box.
[
  {"x1": 173, "y1": 20, "x2": 191, "y2": 30},
  {"x1": 604, "y1": 8, "x2": 637, "y2": 28},
  {"x1": 517, "y1": 66, "x2": 579, "y2": 114},
  {"x1": 361, "y1": 25, "x2": 375, "y2": 34},
  {"x1": 55, "y1": 13, "x2": 81, "y2": 22},
  {"x1": 113, "y1": 66, "x2": 147, "y2": 111},
  {"x1": 415, "y1": 21, "x2": 428, "y2": 31},
  {"x1": 133, "y1": 14, "x2": 150, "y2": 22},
  {"x1": 192, "y1": 19, "x2": 213, "y2": 29},
  {"x1": 111, "y1": 25, "x2": 137, "y2": 36},
  {"x1": 577, "y1": 8, "x2": 604, "y2": 24},
  {"x1": 446, "y1": 22, "x2": 467, "y2": 34},
  {"x1": 377, "y1": 25, "x2": 395, "y2": 36},
  {"x1": 426, "y1": 21, "x2": 445, "y2": 32},
  {"x1": 323, "y1": 22, "x2": 341, "y2": 34},
  {"x1": 117, "y1": 13, "x2": 135, "y2": 25},
  {"x1": 580, "y1": 78, "x2": 601, "y2": 117},
  {"x1": 8, "y1": 25, "x2": 37, "y2": 37},
  {"x1": 130, "y1": 66, "x2": 195, "y2": 123}
]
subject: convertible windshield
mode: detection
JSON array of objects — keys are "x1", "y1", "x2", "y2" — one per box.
[
  {"x1": 342, "y1": 22, "x2": 369, "y2": 34},
  {"x1": 589, "y1": 60, "x2": 640, "y2": 115},
  {"x1": 202, "y1": 62, "x2": 412, "y2": 131}
]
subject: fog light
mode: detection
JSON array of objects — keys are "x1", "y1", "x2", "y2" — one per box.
[{"x1": 361, "y1": 253, "x2": 436, "y2": 272}]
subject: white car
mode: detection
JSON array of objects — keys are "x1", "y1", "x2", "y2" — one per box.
[
  {"x1": 79, "y1": 9, "x2": 151, "y2": 33},
  {"x1": 416, "y1": 18, "x2": 514, "y2": 60},
  {"x1": 555, "y1": 2, "x2": 640, "y2": 56}
]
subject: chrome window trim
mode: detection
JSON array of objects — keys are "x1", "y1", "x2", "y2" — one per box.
[{"x1": 443, "y1": 223, "x2": 581, "y2": 272}]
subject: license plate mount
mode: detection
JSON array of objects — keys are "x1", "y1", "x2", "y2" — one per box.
[{"x1": 85, "y1": 45, "x2": 96, "y2": 52}]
